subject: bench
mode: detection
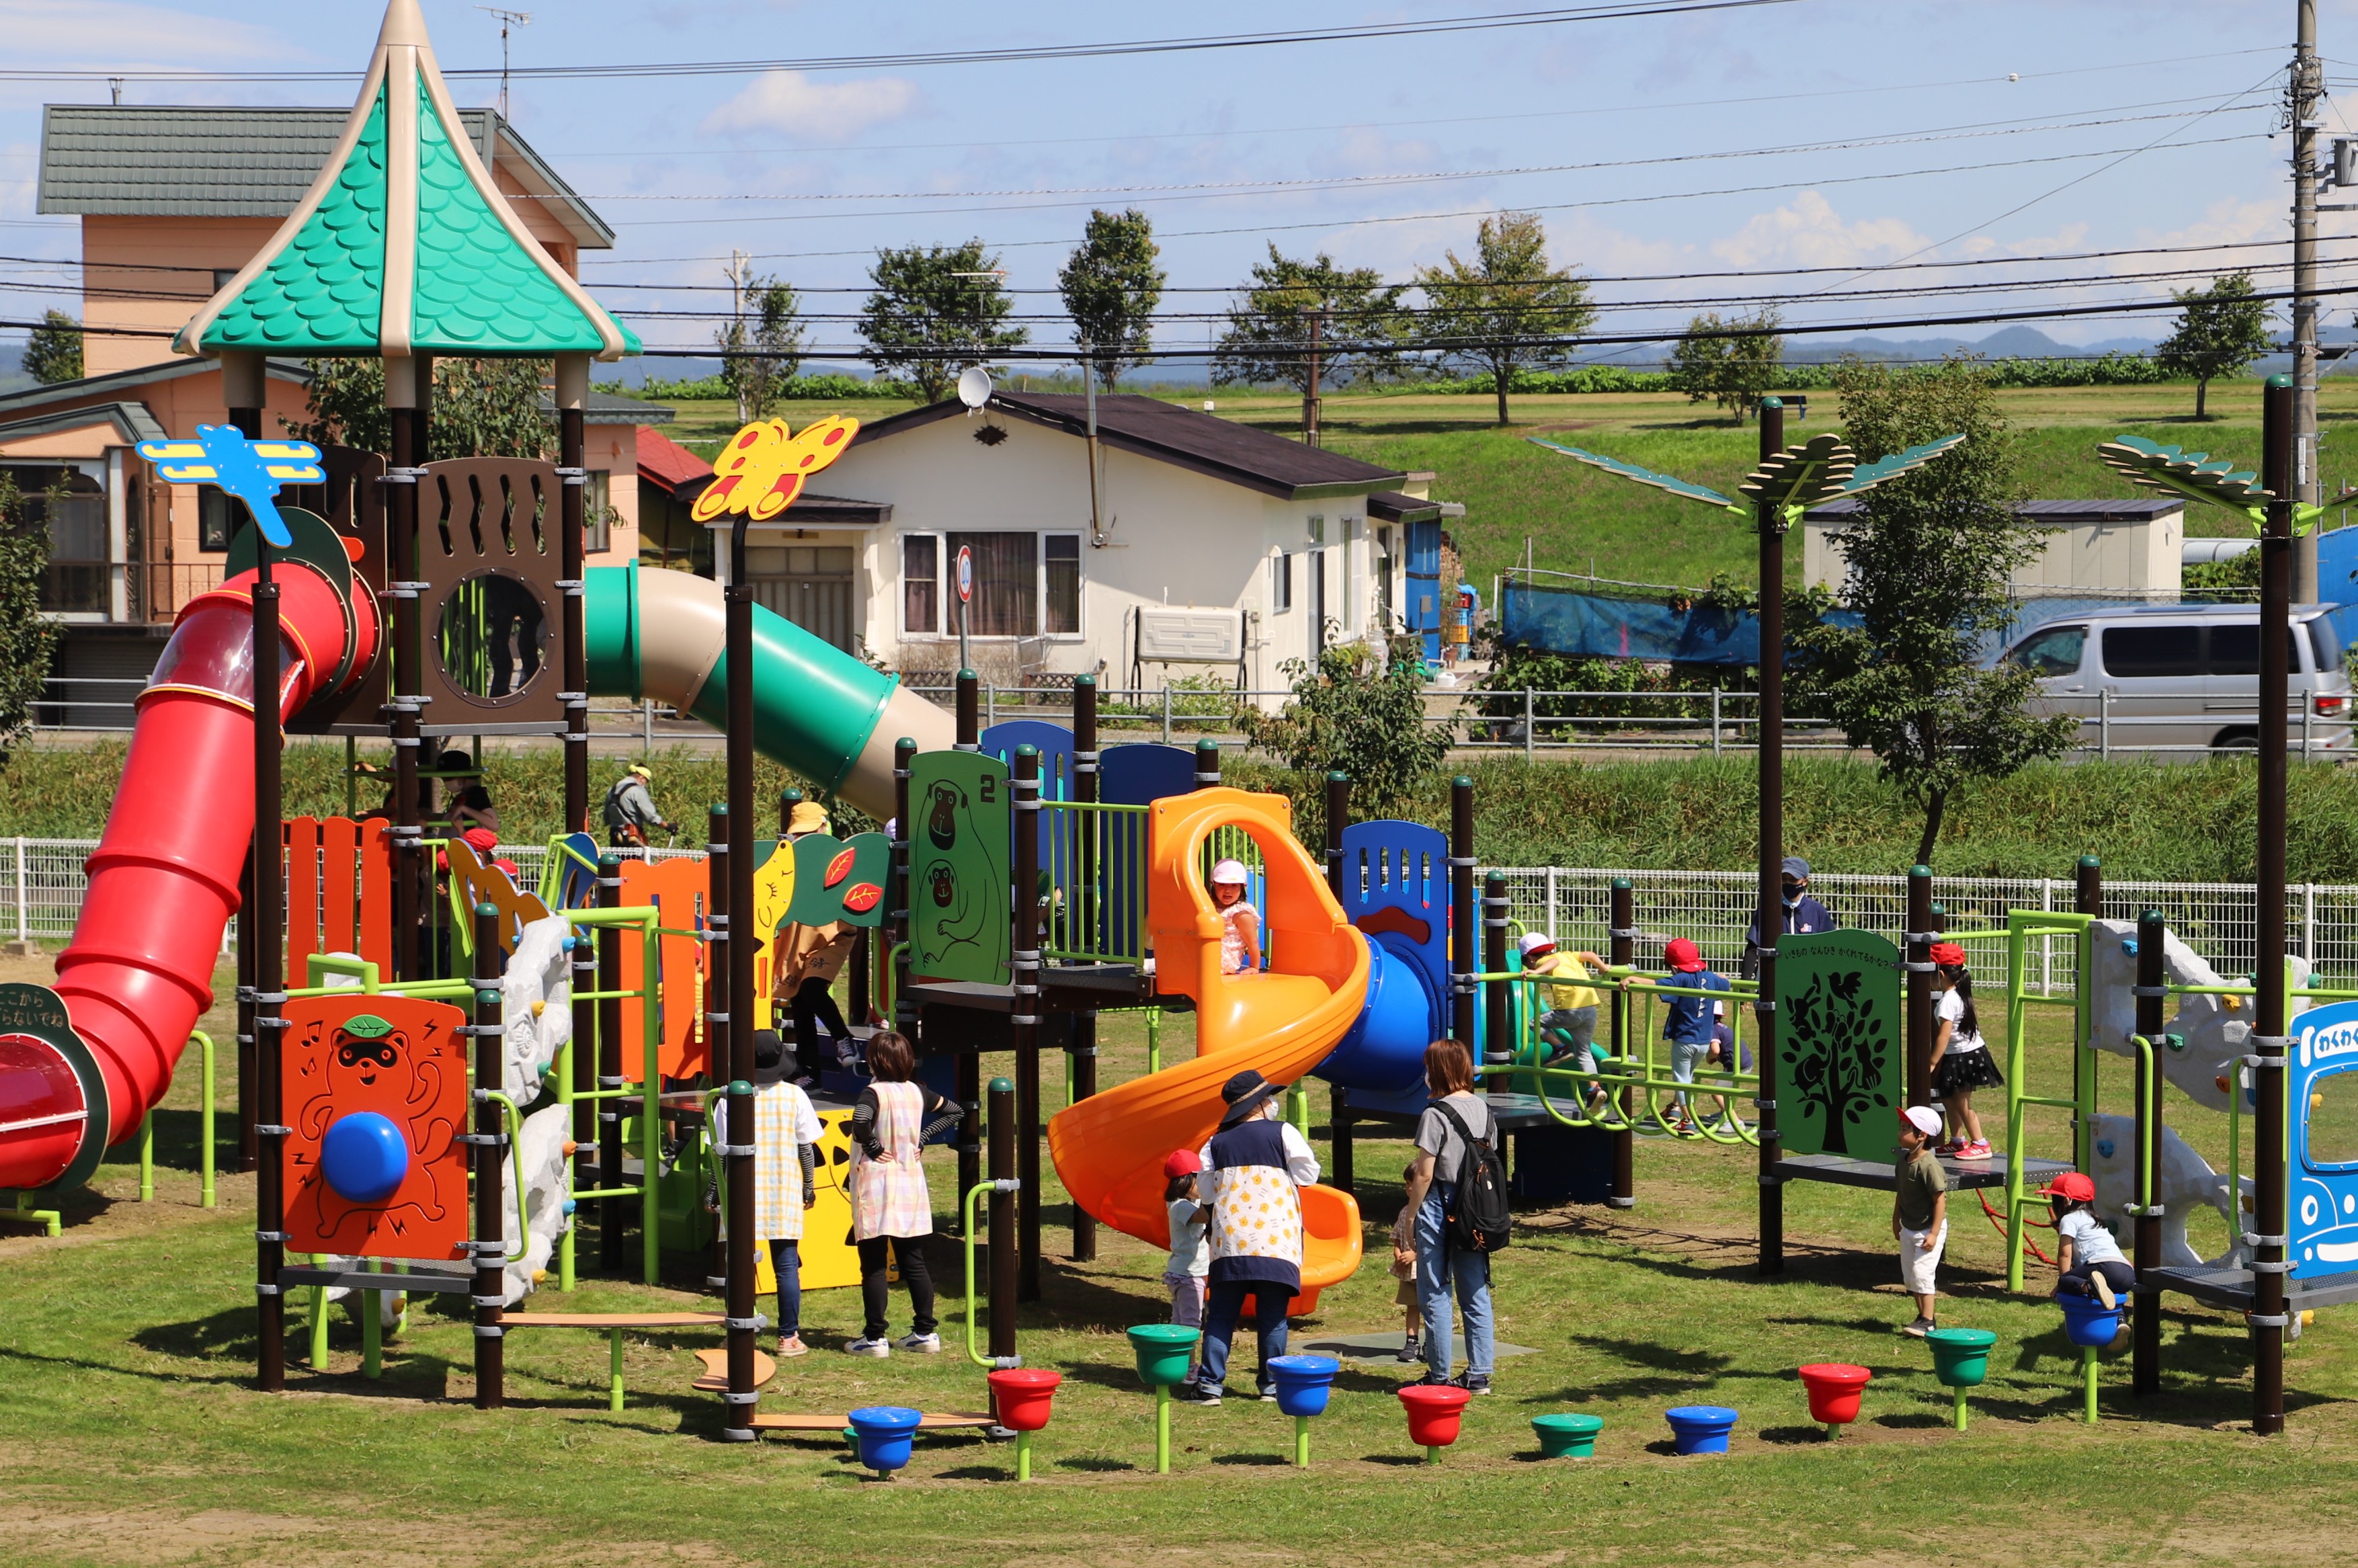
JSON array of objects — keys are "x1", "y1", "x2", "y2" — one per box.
[{"x1": 501, "y1": 1311, "x2": 730, "y2": 1412}]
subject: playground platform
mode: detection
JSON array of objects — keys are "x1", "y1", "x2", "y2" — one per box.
[
  {"x1": 1778, "y1": 1149, "x2": 2072, "y2": 1193},
  {"x1": 2146, "y1": 1264, "x2": 2358, "y2": 1313}
]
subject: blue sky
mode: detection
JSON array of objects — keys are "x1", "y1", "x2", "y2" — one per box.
[{"x1": 2, "y1": 0, "x2": 2355, "y2": 374}]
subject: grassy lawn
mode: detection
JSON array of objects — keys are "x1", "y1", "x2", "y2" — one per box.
[
  {"x1": 643, "y1": 376, "x2": 2358, "y2": 602},
  {"x1": 7, "y1": 948, "x2": 2355, "y2": 1567}
]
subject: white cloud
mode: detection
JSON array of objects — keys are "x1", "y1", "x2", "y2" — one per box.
[
  {"x1": 0, "y1": 1, "x2": 288, "y2": 64},
  {"x1": 700, "y1": 71, "x2": 918, "y2": 140},
  {"x1": 1709, "y1": 192, "x2": 1929, "y2": 270}
]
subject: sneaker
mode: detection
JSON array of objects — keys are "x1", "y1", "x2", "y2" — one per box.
[
  {"x1": 1453, "y1": 1373, "x2": 1493, "y2": 1396},
  {"x1": 1182, "y1": 1381, "x2": 1222, "y2": 1406},
  {"x1": 1257, "y1": 1386, "x2": 1278, "y2": 1403},
  {"x1": 844, "y1": 1336, "x2": 891, "y2": 1358},
  {"x1": 1397, "y1": 1337, "x2": 1422, "y2": 1364},
  {"x1": 2092, "y1": 1274, "x2": 2118, "y2": 1311},
  {"x1": 1955, "y1": 1141, "x2": 1993, "y2": 1161},
  {"x1": 1901, "y1": 1317, "x2": 1934, "y2": 1338},
  {"x1": 1936, "y1": 1139, "x2": 1966, "y2": 1156},
  {"x1": 776, "y1": 1333, "x2": 807, "y2": 1358},
  {"x1": 894, "y1": 1332, "x2": 943, "y2": 1354},
  {"x1": 1404, "y1": 1373, "x2": 1456, "y2": 1390}
]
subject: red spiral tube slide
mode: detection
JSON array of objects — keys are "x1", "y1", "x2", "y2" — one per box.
[{"x1": 0, "y1": 558, "x2": 372, "y2": 1191}]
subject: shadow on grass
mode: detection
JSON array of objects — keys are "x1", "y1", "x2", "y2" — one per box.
[
  {"x1": 95, "y1": 1106, "x2": 225, "y2": 1174},
  {"x1": 1358, "y1": 1453, "x2": 1430, "y2": 1466},
  {"x1": 1055, "y1": 1454, "x2": 1142, "y2": 1473},
  {"x1": 1535, "y1": 1333, "x2": 1736, "y2": 1401},
  {"x1": 1211, "y1": 1452, "x2": 1293, "y2": 1467},
  {"x1": 1755, "y1": 1423, "x2": 1833, "y2": 1445}
]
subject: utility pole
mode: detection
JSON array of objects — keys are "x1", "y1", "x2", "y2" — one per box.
[
  {"x1": 474, "y1": 7, "x2": 532, "y2": 121},
  {"x1": 724, "y1": 250, "x2": 750, "y2": 423},
  {"x1": 1299, "y1": 305, "x2": 1324, "y2": 447},
  {"x1": 2292, "y1": 0, "x2": 2323, "y2": 601}
]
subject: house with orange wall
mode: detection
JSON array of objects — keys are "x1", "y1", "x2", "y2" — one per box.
[{"x1": 3, "y1": 106, "x2": 657, "y2": 714}]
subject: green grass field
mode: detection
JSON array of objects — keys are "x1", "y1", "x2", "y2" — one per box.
[
  {"x1": 8, "y1": 955, "x2": 2357, "y2": 1567},
  {"x1": 661, "y1": 376, "x2": 2358, "y2": 597}
]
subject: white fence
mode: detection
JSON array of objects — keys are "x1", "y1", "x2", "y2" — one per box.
[{"x1": 1, "y1": 840, "x2": 2336, "y2": 995}]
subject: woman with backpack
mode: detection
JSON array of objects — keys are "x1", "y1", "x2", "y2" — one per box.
[{"x1": 1399, "y1": 1037, "x2": 1502, "y2": 1395}]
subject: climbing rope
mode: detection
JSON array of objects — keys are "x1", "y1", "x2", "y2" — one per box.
[{"x1": 1981, "y1": 1188, "x2": 2058, "y2": 1267}]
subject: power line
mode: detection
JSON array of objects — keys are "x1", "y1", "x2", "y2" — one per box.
[{"x1": 0, "y1": 0, "x2": 1803, "y2": 83}]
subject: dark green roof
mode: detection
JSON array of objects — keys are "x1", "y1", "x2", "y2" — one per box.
[{"x1": 37, "y1": 104, "x2": 614, "y2": 249}]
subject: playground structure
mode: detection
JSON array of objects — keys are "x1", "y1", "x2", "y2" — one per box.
[{"x1": 0, "y1": 0, "x2": 2346, "y2": 1468}]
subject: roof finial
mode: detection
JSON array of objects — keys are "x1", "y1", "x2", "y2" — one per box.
[{"x1": 376, "y1": 0, "x2": 431, "y2": 50}]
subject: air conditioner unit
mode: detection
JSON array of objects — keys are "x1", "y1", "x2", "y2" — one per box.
[{"x1": 1136, "y1": 607, "x2": 1243, "y2": 663}]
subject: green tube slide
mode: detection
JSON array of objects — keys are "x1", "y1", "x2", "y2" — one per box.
[{"x1": 584, "y1": 561, "x2": 952, "y2": 818}]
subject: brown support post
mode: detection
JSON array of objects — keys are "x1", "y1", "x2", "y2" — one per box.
[
  {"x1": 1482, "y1": 870, "x2": 1510, "y2": 1075},
  {"x1": 1609, "y1": 878, "x2": 1637, "y2": 1208},
  {"x1": 386, "y1": 358, "x2": 423, "y2": 983},
  {"x1": 1450, "y1": 775, "x2": 1475, "y2": 1045},
  {"x1": 725, "y1": 507, "x2": 762, "y2": 1438},
  {"x1": 597, "y1": 854, "x2": 626, "y2": 1274},
  {"x1": 1012, "y1": 743, "x2": 1043, "y2": 1303},
  {"x1": 470, "y1": 898, "x2": 504, "y2": 1408},
  {"x1": 1754, "y1": 395, "x2": 1787, "y2": 1278},
  {"x1": 987, "y1": 1075, "x2": 1018, "y2": 1362},
  {"x1": 2074, "y1": 855, "x2": 2102, "y2": 1173},
  {"x1": 1324, "y1": 770, "x2": 1351, "y2": 901},
  {"x1": 557, "y1": 354, "x2": 591, "y2": 836},
  {"x1": 956, "y1": 670, "x2": 979, "y2": 751},
  {"x1": 706, "y1": 803, "x2": 731, "y2": 1298},
  {"x1": 1069, "y1": 1012, "x2": 1097, "y2": 1262},
  {"x1": 2133, "y1": 908, "x2": 2166, "y2": 1400},
  {"x1": 1906, "y1": 866, "x2": 1935, "y2": 1110},
  {"x1": 252, "y1": 527, "x2": 286, "y2": 1392},
  {"x1": 2255, "y1": 372, "x2": 2295, "y2": 1435},
  {"x1": 1194, "y1": 739, "x2": 1221, "y2": 790}
]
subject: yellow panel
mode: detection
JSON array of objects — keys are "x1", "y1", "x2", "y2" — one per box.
[{"x1": 751, "y1": 1107, "x2": 865, "y2": 1293}]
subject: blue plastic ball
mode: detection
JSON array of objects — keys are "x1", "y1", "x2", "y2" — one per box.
[{"x1": 320, "y1": 1112, "x2": 409, "y2": 1204}]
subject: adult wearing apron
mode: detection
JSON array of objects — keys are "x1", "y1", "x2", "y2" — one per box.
[
  {"x1": 1183, "y1": 1069, "x2": 1321, "y2": 1405},
  {"x1": 846, "y1": 1030, "x2": 961, "y2": 1356}
]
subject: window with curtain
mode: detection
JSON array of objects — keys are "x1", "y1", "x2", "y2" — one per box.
[
  {"x1": 903, "y1": 535, "x2": 939, "y2": 634},
  {"x1": 1045, "y1": 532, "x2": 1080, "y2": 634},
  {"x1": 947, "y1": 531, "x2": 1037, "y2": 636},
  {"x1": 584, "y1": 470, "x2": 612, "y2": 554}
]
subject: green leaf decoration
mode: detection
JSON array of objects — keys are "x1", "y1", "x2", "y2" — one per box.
[
  {"x1": 2096, "y1": 434, "x2": 2275, "y2": 530},
  {"x1": 1525, "y1": 437, "x2": 1741, "y2": 513},
  {"x1": 1839, "y1": 431, "x2": 1968, "y2": 495},
  {"x1": 342, "y1": 1014, "x2": 393, "y2": 1038}
]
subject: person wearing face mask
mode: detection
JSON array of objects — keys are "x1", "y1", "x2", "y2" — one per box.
[{"x1": 1742, "y1": 856, "x2": 1833, "y2": 981}]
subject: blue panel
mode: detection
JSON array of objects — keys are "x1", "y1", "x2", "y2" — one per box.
[
  {"x1": 2292, "y1": 1001, "x2": 2358, "y2": 1280},
  {"x1": 1407, "y1": 520, "x2": 1443, "y2": 665},
  {"x1": 981, "y1": 720, "x2": 1077, "y2": 802},
  {"x1": 1099, "y1": 743, "x2": 1193, "y2": 807},
  {"x1": 1316, "y1": 940, "x2": 1434, "y2": 1094},
  {"x1": 1337, "y1": 820, "x2": 1449, "y2": 1036}
]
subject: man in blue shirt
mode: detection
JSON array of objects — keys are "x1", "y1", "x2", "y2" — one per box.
[
  {"x1": 1650, "y1": 937, "x2": 1732, "y2": 1136},
  {"x1": 1744, "y1": 856, "x2": 1833, "y2": 980}
]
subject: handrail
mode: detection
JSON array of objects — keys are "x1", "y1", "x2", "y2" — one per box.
[
  {"x1": 961, "y1": 1178, "x2": 1022, "y2": 1370},
  {"x1": 479, "y1": 1089, "x2": 534, "y2": 1264},
  {"x1": 136, "y1": 1030, "x2": 216, "y2": 1208}
]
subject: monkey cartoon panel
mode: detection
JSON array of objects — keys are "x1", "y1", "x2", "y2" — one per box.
[
  {"x1": 906, "y1": 751, "x2": 1011, "y2": 985},
  {"x1": 284, "y1": 994, "x2": 469, "y2": 1259}
]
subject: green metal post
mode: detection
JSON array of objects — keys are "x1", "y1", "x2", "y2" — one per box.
[
  {"x1": 610, "y1": 1325, "x2": 626, "y2": 1413},
  {"x1": 1295, "y1": 1414, "x2": 1309, "y2": 1468},
  {"x1": 2082, "y1": 1346, "x2": 2099, "y2": 1424},
  {"x1": 1953, "y1": 1385, "x2": 1967, "y2": 1432},
  {"x1": 1145, "y1": 1010, "x2": 1162, "y2": 1075},
  {"x1": 360, "y1": 1257, "x2": 381, "y2": 1380},
  {"x1": 138, "y1": 1112, "x2": 153, "y2": 1201},
  {"x1": 1016, "y1": 1430, "x2": 1034, "y2": 1481},
  {"x1": 309, "y1": 1260, "x2": 330, "y2": 1369},
  {"x1": 1156, "y1": 1383, "x2": 1172, "y2": 1474},
  {"x1": 1425, "y1": 1442, "x2": 1440, "y2": 1464},
  {"x1": 196, "y1": 1030, "x2": 215, "y2": 1208}
]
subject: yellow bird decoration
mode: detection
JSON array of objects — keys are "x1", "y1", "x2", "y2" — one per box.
[{"x1": 692, "y1": 415, "x2": 860, "y2": 523}]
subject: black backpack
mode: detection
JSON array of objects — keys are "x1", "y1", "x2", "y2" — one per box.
[{"x1": 1434, "y1": 1101, "x2": 1512, "y2": 1253}]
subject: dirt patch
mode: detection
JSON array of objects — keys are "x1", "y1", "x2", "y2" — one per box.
[{"x1": 5, "y1": 1505, "x2": 747, "y2": 1568}]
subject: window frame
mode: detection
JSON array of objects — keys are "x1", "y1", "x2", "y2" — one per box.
[
  {"x1": 583, "y1": 469, "x2": 612, "y2": 555},
  {"x1": 902, "y1": 532, "x2": 941, "y2": 637},
  {"x1": 1270, "y1": 550, "x2": 1293, "y2": 614},
  {"x1": 1042, "y1": 529, "x2": 1084, "y2": 639},
  {"x1": 899, "y1": 530, "x2": 1082, "y2": 640}
]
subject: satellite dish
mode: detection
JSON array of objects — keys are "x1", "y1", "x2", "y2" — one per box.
[{"x1": 957, "y1": 367, "x2": 993, "y2": 411}]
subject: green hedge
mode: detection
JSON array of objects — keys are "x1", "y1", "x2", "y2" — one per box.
[
  {"x1": 630, "y1": 372, "x2": 910, "y2": 403},
  {"x1": 1427, "y1": 354, "x2": 2188, "y2": 397}
]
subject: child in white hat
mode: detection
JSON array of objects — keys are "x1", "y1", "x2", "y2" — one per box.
[
  {"x1": 1211, "y1": 858, "x2": 1261, "y2": 975},
  {"x1": 1892, "y1": 1104, "x2": 1950, "y2": 1336},
  {"x1": 1518, "y1": 931, "x2": 1609, "y2": 1106}
]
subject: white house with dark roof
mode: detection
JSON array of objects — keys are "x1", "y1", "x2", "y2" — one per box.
[{"x1": 699, "y1": 389, "x2": 1462, "y2": 691}]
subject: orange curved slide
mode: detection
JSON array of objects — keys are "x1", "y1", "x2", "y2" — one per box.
[{"x1": 1047, "y1": 787, "x2": 1367, "y2": 1309}]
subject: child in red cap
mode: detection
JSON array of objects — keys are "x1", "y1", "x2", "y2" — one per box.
[
  {"x1": 2045, "y1": 1172, "x2": 2129, "y2": 1312},
  {"x1": 1639, "y1": 937, "x2": 1731, "y2": 1137},
  {"x1": 1929, "y1": 941, "x2": 2001, "y2": 1160},
  {"x1": 1163, "y1": 1149, "x2": 1210, "y2": 1374}
]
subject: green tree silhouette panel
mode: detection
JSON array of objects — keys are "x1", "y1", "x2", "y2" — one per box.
[{"x1": 1777, "y1": 930, "x2": 1903, "y2": 1158}]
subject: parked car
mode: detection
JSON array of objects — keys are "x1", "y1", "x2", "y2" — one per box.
[{"x1": 1996, "y1": 605, "x2": 2355, "y2": 757}]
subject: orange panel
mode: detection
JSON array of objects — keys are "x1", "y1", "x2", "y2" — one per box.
[
  {"x1": 618, "y1": 855, "x2": 709, "y2": 1081},
  {"x1": 282, "y1": 993, "x2": 470, "y2": 1260},
  {"x1": 357, "y1": 819, "x2": 393, "y2": 976},
  {"x1": 319, "y1": 816, "x2": 362, "y2": 958},
  {"x1": 283, "y1": 816, "x2": 322, "y2": 983}
]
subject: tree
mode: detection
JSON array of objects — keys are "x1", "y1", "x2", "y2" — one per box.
[
  {"x1": 1668, "y1": 307, "x2": 1785, "y2": 423},
  {"x1": 1211, "y1": 245, "x2": 1408, "y2": 393},
  {"x1": 1790, "y1": 355, "x2": 2078, "y2": 867},
  {"x1": 0, "y1": 474, "x2": 59, "y2": 761},
  {"x1": 22, "y1": 309, "x2": 82, "y2": 385},
  {"x1": 1414, "y1": 212, "x2": 1595, "y2": 425},
  {"x1": 1783, "y1": 965, "x2": 1896, "y2": 1157},
  {"x1": 1059, "y1": 208, "x2": 1165, "y2": 389},
  {"x1": 857, "y1": 241, "x2": 1028, "y2": 405},
  {"x1": 2154, "y1": 272, "x2": 2273, "y2": 419},
  {"x1": 1240, "y1": 633, "x2": 1448, "y2": 822},
  {"x1": 284, "y1": 358, "x2": 553, "y2": 460},
  {"x1": 718, "y1": 273, "x2": 807, "y2": 423}
]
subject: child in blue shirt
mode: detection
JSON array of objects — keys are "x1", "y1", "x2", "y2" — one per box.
[{"x1": 1649, "y1": 937, "x2": 1730, "y2": 1136}]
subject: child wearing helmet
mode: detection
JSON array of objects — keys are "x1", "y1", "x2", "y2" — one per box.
[
  {"x1": 1519, "y1": 932, "x2": 1610, "y2": 1106},
  {"x1": 1928, "y1": 942, "x2": 2002, "y2": 1161},
  {"x1": 1211, "y1": 858, "x2": 1262, "y2": 975},
  {"x1": 2044, "y1": 1172, "x2": 2129, "y2": 1313}
]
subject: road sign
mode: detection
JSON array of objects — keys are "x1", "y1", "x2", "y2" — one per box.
[{"x1": 956, "y1": 545, "x2": 974, "y2": 604}]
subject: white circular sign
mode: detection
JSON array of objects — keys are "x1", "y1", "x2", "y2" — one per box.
[{"x1": 955, "y1": 545, "x2": 973, "y2": 604}]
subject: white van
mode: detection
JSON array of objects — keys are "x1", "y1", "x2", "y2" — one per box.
[{"x1": 1996, "y1": 605, "x2": 2355, "y2": 757}]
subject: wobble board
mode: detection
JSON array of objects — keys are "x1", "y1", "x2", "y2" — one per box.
[
  {"x1": 692, "y1": 1346, "x2": 777, "y2": 1391},
  {"x1": 749, "y1": 1411, "x2": 994, "y2": 1432}
]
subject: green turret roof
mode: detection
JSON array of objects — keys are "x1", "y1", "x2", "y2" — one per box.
[{"x1": 175, "y1": 0, "x2": 636, "y2": 362}]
